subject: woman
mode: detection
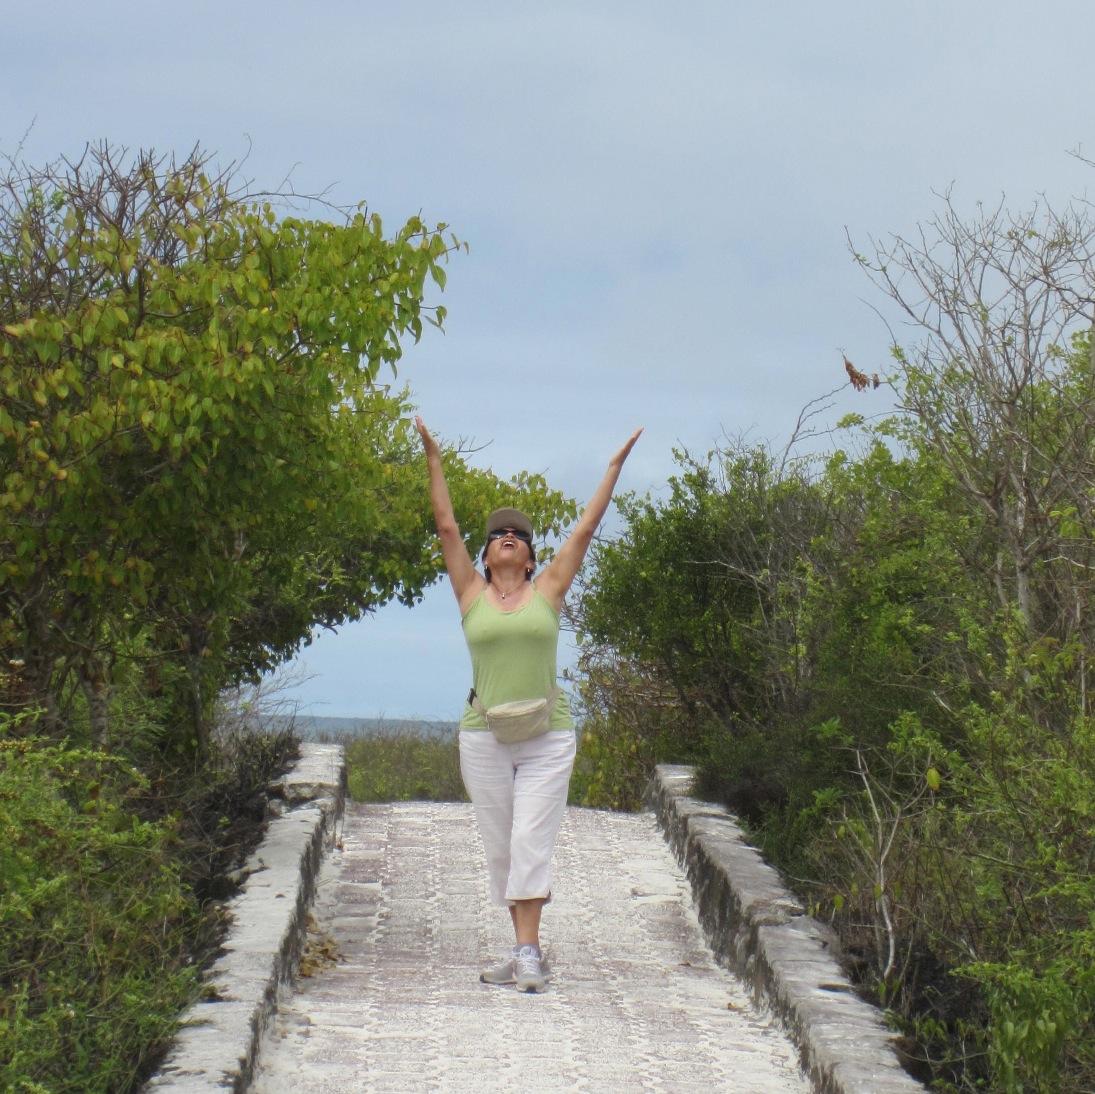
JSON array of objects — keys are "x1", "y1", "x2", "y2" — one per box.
[{"x1": 415, "y1": 417, "x2": 642, "y2": 993}]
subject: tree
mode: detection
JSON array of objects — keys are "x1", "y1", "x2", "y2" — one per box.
[
  {"x1": 850, "y1": 194, "x2": 1095, "y2": 710},
  {"x1": 571, "y1": 187, "x2": 1095, "y2": 1088},
  {"x1": 0, "y1": 144, "x2": 575, "y2": 753},
  {"x1": 576, "y1": 444, "x2": 825, "y2": 728}
]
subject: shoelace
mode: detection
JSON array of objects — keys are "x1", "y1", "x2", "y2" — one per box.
[{"x1": 514, "y1": 947, "x2": 542, "y2": 978}]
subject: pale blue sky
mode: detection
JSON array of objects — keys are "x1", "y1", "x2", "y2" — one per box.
[{"x1": 6, "y1": 2, "x2": 1094, "y2": 718}]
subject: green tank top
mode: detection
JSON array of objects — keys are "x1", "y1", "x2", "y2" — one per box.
[{"x1": 459, "y1": 583, "x2": 573, "y2": 730}]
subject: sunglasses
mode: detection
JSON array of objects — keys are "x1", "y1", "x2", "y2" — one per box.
[{"x1": 487, "y1": 527, "x2": 533, "y2": 544}]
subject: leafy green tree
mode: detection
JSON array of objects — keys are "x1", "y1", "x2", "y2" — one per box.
[{"x1": 0, "y1": 145, "x2": 574, "y2": 754}]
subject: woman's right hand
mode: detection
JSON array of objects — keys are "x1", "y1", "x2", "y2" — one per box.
[
  {"x1": 608, "y1": 426, "x2": 644, "y2": 469},
  {"x1": 415, "y1": 416, "x2": 440, "y2": 459}
]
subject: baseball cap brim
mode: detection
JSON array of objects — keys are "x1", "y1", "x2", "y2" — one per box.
[{"x1": 485, "y1": 507, "x2": 534, "y2": 538}]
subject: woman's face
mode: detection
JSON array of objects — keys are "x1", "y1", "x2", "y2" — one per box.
[{"x1": 485, "y1": 527, "x2": 533, "y2": 567}]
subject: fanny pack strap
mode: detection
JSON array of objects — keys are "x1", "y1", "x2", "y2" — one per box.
[{"x1": 468, "y1": 686, "x2": 563, "y2": 717}]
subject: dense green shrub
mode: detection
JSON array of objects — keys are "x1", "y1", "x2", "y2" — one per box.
[
  {"x1": 0, "y1": 725, "x2": 200, "y2": 1092},
  {"x1": 570, "y1": 658, "x2": 704, "y2": 811},
  {"x1": 143, "y1": 722, "x2": 300, "y2": 901},
  {"x1": 573, "y1": 189, "x2": 1095, "y2": 1086},
  {"x1": 573, "y1": 421, "x2": 1095, "y2": 1089},
  {"x1": 0, "y1": 693, "x2": 299, "y2": 1093}
]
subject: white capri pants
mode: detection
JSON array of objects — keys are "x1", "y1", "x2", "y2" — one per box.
[{"x1": 458, "y1": 729, "x2": 577, "y2": 907}]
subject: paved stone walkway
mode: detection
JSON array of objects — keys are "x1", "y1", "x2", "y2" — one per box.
[{"x1": 252, "y1": 802, "x2": 811, "y2": 1093}]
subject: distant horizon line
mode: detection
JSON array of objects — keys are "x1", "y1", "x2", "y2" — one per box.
[{"x1": 270, "y1": 713, "x2": 458, "y2": 726}]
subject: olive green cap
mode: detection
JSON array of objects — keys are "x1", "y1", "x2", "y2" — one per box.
[{"x1": 485, "y1": 508, "x2": 533, "y2": 538}]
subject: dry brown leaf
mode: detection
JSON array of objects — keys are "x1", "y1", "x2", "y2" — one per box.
[{"x1": 843, "y1": 355, "x2": 871, "y2": 392}]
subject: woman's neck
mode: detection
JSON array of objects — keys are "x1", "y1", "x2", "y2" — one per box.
[{"x1": 489, "y1": 563, "x2": 530, "y2": 601}]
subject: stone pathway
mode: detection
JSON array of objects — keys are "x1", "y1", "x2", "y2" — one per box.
[{"x1": 252, "y1": 802, "x2": 811, "y2": 1093}]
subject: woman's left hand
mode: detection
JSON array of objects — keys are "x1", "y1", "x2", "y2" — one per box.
[{"x1": 609, "y1": 427, "x2": 644, "y2": 469}]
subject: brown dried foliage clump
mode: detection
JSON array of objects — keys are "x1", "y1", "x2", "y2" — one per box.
[{"x1": 843, "y1": 355, "x2": 880, "y2": 391}]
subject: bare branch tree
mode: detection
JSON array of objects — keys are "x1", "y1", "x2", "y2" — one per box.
[{"x1": 850, "y1": 193, "x2": 1095, "y2": 690}]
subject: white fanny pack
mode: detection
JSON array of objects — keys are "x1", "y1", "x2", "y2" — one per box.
[{"x1": 468, "y1": 686, "x2": 563, "y2": 744}]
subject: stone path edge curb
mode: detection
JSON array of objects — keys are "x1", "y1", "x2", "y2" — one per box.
[
  {"x1": 646, "y1": 764, "x2": 925, "y2": 1094},
  {"x1": 144, "y1": 742, "x2": 346, "y2": 1093}
]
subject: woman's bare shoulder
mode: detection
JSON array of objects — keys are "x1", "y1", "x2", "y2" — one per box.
[
  {"x1": 531, "y1": 579, "x2": 565, "y2": 617},
  {"x1": 458, "y1": 574, "x2": 487, "y2": 617}
]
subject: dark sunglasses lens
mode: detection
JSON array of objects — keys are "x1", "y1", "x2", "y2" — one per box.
[{"x1": 489, "y1": 528, "x2": 531, "y2": 543}]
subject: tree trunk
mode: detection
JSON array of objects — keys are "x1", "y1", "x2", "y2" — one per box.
[
  {"x1": 81, "y1": 659, "x2": 111, "y2": 748},
  {"x1": 189, "y1": 657, "x2": 209, "y2": 758},
  {"x1": 17, "y1": 606, "x2": 64, "y2": 735}
]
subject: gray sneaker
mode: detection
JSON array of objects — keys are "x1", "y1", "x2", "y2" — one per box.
[
  {"x1": 479, "y1": 947, "x2": 551, "y2": 986},
  {"x1": 514, "y1": 944, "x2": 547, "y2": 993},
  {"x1": 479, "y1": 950, "x2": 517, "y2": 985}
]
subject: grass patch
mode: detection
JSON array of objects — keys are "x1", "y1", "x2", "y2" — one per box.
[
  {"x1": 345, "y1": 727, "x2": 624, "y2": 809},
  {"x1": 345, "y1": 731, "x2": 467, "y2": 802}
]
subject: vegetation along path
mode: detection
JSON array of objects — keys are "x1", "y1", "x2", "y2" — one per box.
[{"x1": 251, "y1": 801, "x2": 810, "y2": 1092}]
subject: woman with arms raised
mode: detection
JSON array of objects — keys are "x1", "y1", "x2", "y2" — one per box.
[{"x1": 415, "y1": 417, "x2": 642, "y2": 993}]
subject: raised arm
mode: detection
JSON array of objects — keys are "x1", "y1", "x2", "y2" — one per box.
[
  {"x1": 536, "y1": 427, "x2": 643, "y2": 612},
  {"x1": 416, "y1": 416, "x2": 484, "y2": 606}
]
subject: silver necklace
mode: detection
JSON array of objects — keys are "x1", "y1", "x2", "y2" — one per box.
[{"x1": 494, "y1": 575, "x2": 528, "y2": 600}]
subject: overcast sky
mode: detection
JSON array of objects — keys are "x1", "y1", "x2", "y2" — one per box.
[{"x1": 6, "y1": 2, "x2": 1094, "y2": 719}]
